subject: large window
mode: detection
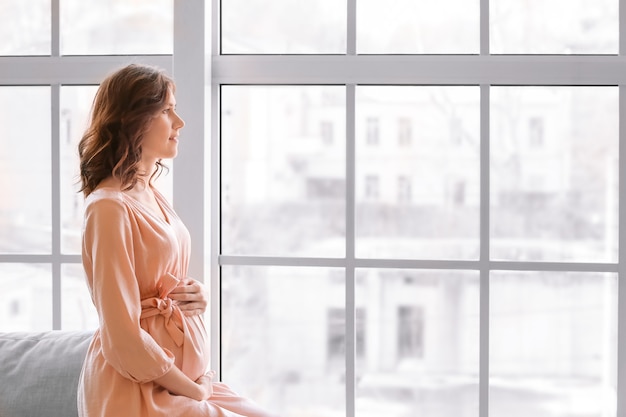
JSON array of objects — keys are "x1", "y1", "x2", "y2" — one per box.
[
  {"x1": 0, "y1": 0, "x2": 179, "y2": 331},
  {"x1": 1, "y1": 1, "x2": 624, "y2": 417},
  {"x1": 213, "y1": 1, "x2": 622, "y2": 417}
]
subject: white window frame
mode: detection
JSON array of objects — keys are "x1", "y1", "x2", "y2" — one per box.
[
  {"x1": 0, "y1": 0, "x2": 205, "y2": 332},
  {"x1": 2, "y1": 1, "x2": 626, "y2": 416},
  {"x1": 209, "y1": 1, "x2": 626, "y2": 417}
]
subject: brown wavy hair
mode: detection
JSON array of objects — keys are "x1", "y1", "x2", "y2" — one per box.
[{"x1": 78, "y1": 64, "x2": 174, "y2": 197}]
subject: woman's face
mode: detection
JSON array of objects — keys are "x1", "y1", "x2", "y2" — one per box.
[{"x1": 141, "y1": 88, "x2": 185, "y2": 163}]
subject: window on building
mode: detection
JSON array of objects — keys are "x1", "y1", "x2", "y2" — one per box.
[
  {"x1": 364, "y1": 175, "x2": 380, "y2": 200},
  {"x1": 366, "y1": 117, "x2": 379, "y2": 145},
  {"x1": 450, "y1": 116, "x2": 464, "y2": 146},
  {"x1": 397, "y1": 305, "x2": 424, "y2": 359},
  {"x1": 450, "y1": 180, "x2": 466, "y2": 206},
  {"x1": 9, "y1": 299, "x2": 21, "y2": 317},
  {"x1": 327, "y1": 307, "x2": 366, "y2": 362},
  {"x1": 397, "y1": 175, "x2": 412, "y2": 203},
  {"x1": 320, "y1": 120, "x2": 334, "y2": 145},
  {"x1": 306, "y1": 178, "x2": 345, "y2": 200},
  {"x1": 528, "y1": 116, "x2": 545, "y2": 147},
  {"x1": 398, "y1": 117, "x2": 412, "y2": 146}
]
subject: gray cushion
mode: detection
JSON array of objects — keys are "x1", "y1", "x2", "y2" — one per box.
[{"x1": 0, "y1": 331, "x2": 93, "y2": 417}]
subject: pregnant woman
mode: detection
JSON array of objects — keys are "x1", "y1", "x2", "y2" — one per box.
[{"x1": 77, "y1": 63, "x2": 277, "y2": 417}]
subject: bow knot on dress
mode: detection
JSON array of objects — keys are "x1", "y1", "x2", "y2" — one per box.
[{"x1": 140, "y1": 273, "x2": 185, "y2": 347}]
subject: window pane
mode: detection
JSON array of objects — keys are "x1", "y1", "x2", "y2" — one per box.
[
  {"x1": 358, "y1": 0, "x2": 479, "y2": 54},
  {"x1": 0, "y1": 264, "x2": 52, "y2": 331},
  {"x1": 490, "y1": 87, "x2": 618, "y2": 262},
  {"x1": 61, "y1": 86, "x2": 97, "y2": 254},
  {"x1": 155, "y1": 165, "x2": 174, "y2": 202},
  {"x1": 356, "y1": 269, "x2": 480, "y2": 417},
  {"x1": 490, "y1": 0, "x2": 618, "y2": 54},
  {"x1": 222, "y1": 266, "x2": 345, "y2": 417},
  {"x1": 61, "y1": 264, "x2": 97, "y2": 331},
  {"x1": 0, "y1": 1, "x2": 50, "y2": 55},
  {"x1": 221, "y1": 0, "x2": 346, "y2": 54},
  {"x1": 356, "y1": 86, "x2": 480, "y2": 260},
  {"x1": 0, "y1": 87, "x2": 51, "y2": 254},
  {"x1": 490, "y1": 272, "x2": 617, "y2": 417},
  {"x1": 61, "y1": 0, "x2": 173, "y2": 55},
  {"x1": 221, "y1": 86, "x2": 346, "y2": 257}
]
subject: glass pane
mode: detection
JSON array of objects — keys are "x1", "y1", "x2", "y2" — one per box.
[
  {"x1": 356, "y1": 86, "x2": 480, "y2": 260},
  {"x1": 61, "y1": 264, "x2": 98, "y2": 331},
  {"x1": 490, "y1": 0, "x2": 618, "y2": 54},
  {"x1": 222, "y1": 266, "x2": 345, "y2": 417},
  {"x1": 490, "y1": 87, "x2": 618, "y2": 262},
  {"x1": 221, "y1": 0, "x2": 346, "y2": 54},
  {"x1": 221, "y1": 86, "x2": 346, "y2": 257},
  {"x1": 61, "y1": 0, "x2": 173, "y2": 55},
  {"x1": 358, "y1": 0, "x2": 479, "y2": 54},
  {"x1": 155, "y1": 162, "x2": 174, "y2": 203},
  {"x1": 356, "y1": 269, "x2": 480, "y2": 417},
  {"x1": 490, "y1": 272, "x2": 617, "y2": 417},
  {"x1": 0, "y1": 264, "x2": 52, "y2": 331},
  {"x1": 0, "y1": 87, "x2": 51, "y2": 254},
  {"x1": 0, "y1": 1, "x2": 50, "y2": 55},
  {"x1": 61, "y1": 86, "x2": 98, "y2": 254}
]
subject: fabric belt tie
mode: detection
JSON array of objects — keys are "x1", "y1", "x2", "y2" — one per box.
[{"x1": 140, "y1": 273, "x2": 185, "y2": 347}]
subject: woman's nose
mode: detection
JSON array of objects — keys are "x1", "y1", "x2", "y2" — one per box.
[{"x1": 175, "y1": 112, "x2": 185, "y2": 128}]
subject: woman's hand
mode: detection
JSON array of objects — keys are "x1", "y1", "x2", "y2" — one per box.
[
  {"x1": 169, "y1": 278, "x2": 208, "y2": 316},
  {"x1": 194, "y1": 371, "x2": 216, "y2": 401},
  {"x1": 154, "y1": 367, "x2": 214, "y2": 402}
]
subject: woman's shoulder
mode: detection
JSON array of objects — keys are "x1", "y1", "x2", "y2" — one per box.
[
  {"x1": 86, "y1": 177, "x2": 127, "y2": 204},
  {"x1": 86, "y1": 187, "x2": 125, "y2": 205},
  {"x1": 84, "y1": 187, "x2": 133, "y2": 219}
]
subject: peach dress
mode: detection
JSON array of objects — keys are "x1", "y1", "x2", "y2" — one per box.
[{"x1": 78, "y1": 187, "x2": 276, "y2": 417}]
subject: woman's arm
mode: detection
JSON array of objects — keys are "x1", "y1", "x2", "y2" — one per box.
[
  {"x1": 154, "y1": 367, "x2": 214, "y2": 401},
  {"x1": 84, "y1": 197, "x2": 177, "y2": 382}
]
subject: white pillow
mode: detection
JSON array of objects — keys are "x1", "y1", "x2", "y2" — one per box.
[{"x1": 0, "y1": 331, "x2": 93, "y2": 417}]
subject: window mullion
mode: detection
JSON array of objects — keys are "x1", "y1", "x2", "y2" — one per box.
[
  {"x1": 618, "y1": 5, "x2": 626, "y2": 415},
  {"x1": 345, "y1": 83, "x2": 356, "y2": 417},
  {"x1": 51, "y1": 0, "x2": 60, "y2": 57},
  {"x1": 347, "y1": 0, "x2": 356, "y2": 55},
  {"x1": 51, "y1": 0, "x2": 61, "y2": 333},
  {"x1": 617, "y1": 84, "x2": 626, "y2": 417},
  {"x1": 211, "y1": 82, "x2": 222, "y2": 379},
  {"x1": 210, "y1": 0, "x2": 222, "y2": 380},
  {"x1": 51, "y1": 83, "x2": 61, "y2": 330},
  {"x1": 173, "y1": 0, "x2": 205, "y2": 280},
  {"x1": 212, "y1": 0, "x2": 220, "y2": 55},
  {"x1": 479, "y1": 84, "x2": 490, "y2": 417},
  {"x1": 618, "y1": 0, "x2": 626, "y2": 55},
  {"x1": 480, "y1": 0, "x2": 489, "y2": 55}
]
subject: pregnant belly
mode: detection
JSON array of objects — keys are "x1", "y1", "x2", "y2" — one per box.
[{"x1": 141, "y1": 310, "x2": 210, "y2": 379}]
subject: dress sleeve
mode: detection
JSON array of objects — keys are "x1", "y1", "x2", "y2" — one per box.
[{"x1": 82, "y1": 196, "x2": 175, "y2": 383}]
